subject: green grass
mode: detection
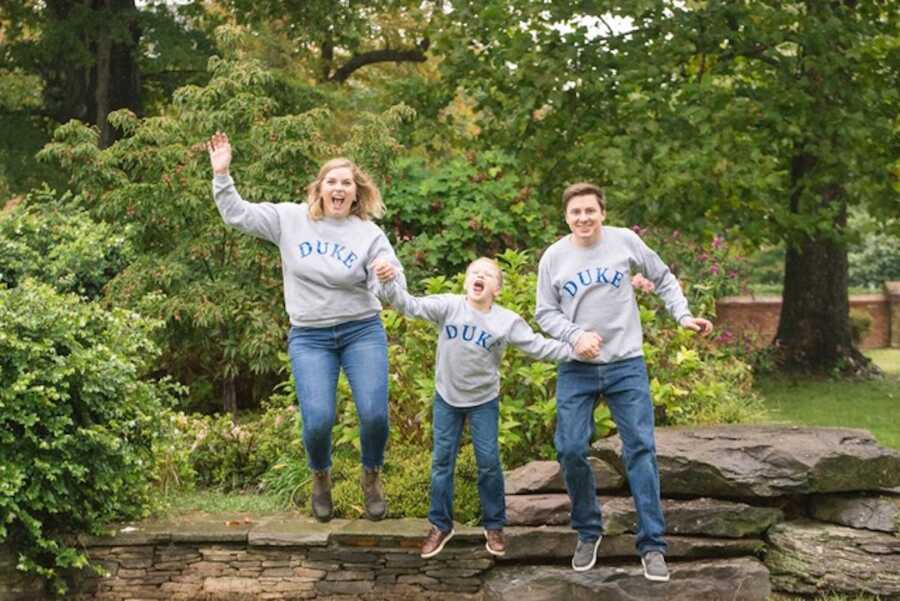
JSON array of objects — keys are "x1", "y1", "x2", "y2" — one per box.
[
  {"x1": 755, "y1": 349, "x2": 900, "y2": 449},
  {"x1": 156, "y1": 489, "x2": 287, "y2": 518}
]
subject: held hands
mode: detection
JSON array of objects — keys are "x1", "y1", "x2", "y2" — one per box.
[
  {"x1": 207, "y1": 131, "x2": 232, "y2": 176},
  {"x1": 574, "y1": 331, "x2": 603, "y2": 360},
  {"x1": 369, "y1": 258, "x2": 396, "y2": 283},
  {"x1": 631, "y1": 273, "x2": 655, "y2": 294},
  {"x1": 682, "y1": 317, "x2": 714, "y2": 336}
]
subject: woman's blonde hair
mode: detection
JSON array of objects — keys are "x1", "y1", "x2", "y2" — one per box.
[{"x1": 306, "y1": 157, "x2": 385, "y2": 221}]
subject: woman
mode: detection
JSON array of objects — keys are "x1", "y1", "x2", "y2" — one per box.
[{"x1": 207, "y1": 132, "x2": 404, "y2": 522}]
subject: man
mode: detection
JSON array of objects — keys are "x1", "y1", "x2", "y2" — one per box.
[{"x1": 535, "y1": 182, "x2": 713, "y2": 581}]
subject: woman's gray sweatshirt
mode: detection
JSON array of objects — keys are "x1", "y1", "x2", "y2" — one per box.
[
  {"x1": 381, "y1": 281, "x2": 576, "y2": 407},
  {"x1": 213, "y1": 174, "x2": 405, "y2": 328},
  {"x1": 536, "y1": 227, "x2": 693, "y2": 364}
]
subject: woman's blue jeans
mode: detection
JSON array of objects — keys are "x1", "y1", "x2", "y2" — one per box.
[
  {"x1": 555, "y1": 356, "x2": 667, "y2": 555},
  {"x1": 428, "y1": 393, "x2": 506, "y2": 532},
  {"x1": 287, "y1": 315, "x2": 389, "y2": 471}
]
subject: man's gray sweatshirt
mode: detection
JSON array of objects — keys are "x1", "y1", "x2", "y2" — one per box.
[
  {"x1": 536, "y1": 227, "x2": 693, "y2": 364},
  {"x1": 382, "y1": 282, "x2": 576, "y2": 407},
  {"x1": 213, "y1": 175, "x2": 405, "y2": 328}
]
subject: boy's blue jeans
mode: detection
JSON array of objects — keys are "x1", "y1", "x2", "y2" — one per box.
[
  {"x1": 428, "y1": 393, "x2": 506, "y2": 532},
  {"x1": 287, "y1": 315, "x2": 389, "y2": 472},
  {"x1": 555, "y1": 356, "x2": 667, "y2": 555}
]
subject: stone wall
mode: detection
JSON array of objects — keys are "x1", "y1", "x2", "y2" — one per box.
[
  {"x1": 0, "y1": 545, "x2": 44, "y2": 601},
  {"x1": 4, "y1": 425, "x2": 899, "y2": 601},
  {"x1": 716, "y1": 282, "x2": 899, "y2": 349},
  {"x1": 68, "y1": 517, "x2": 491, "y2": 601}
]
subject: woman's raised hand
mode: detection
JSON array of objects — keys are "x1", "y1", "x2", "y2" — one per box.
[{"x1": 208, "y1": 131, "x2": 232, "y2": 176}]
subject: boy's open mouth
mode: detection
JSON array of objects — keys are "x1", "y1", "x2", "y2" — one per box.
[{"x1": 473, "y1": 281, "x2": 484, "y2": 293}]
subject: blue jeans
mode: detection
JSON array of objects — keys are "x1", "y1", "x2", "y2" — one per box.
[
  {"x1": 428, "y1": 393, "x2": 505, "y2": 532},
  {"x1": 287, "y1": 315, "x2": 389, "y2": 472},
  {"x1": 555, "y1": 356, "x2": 666, "y2": 555}
]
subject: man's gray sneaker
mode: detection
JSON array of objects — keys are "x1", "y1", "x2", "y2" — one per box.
[
  {"x1": 641, "y1": 551, "x2": 670, "y2": 582},
  {"x1": 311, "y1": 469, "x2": 333, "y2": 522},
  {"x1": 571, "y1": 536, "x2": 602, "y2": 571}
]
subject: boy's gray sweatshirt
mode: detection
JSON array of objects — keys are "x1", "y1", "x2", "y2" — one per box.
[
  {"x1": 536, "y1": 227, "x2": 693, "y2": 364},
  {"x1": 213, "y1": 175, "x2": 405, "y2": 328},
  {"x1": 381, "y1": 282, "x2": 576, "y2": 407}
]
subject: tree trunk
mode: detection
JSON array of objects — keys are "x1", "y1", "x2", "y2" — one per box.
[
  {"x1": 44, "y1": 0, "x2": 142, "y2": 147},
  {"x1": 774, "y1": 155, "x2": 870, "y2": 374},
  {"x1": 223, "y1": 377, "x2": 238, "y2": 424}
]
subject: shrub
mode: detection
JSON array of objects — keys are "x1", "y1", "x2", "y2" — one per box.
[
  {"x1": 162, "y1": 403, "x2": 300, "y2": 491},
  {"x1": 849, "y1": 309, "x2": 873, "y2": 346},
  {"x1": 0, "y1": 186, "x2": 132, "y2": 299},
  {"x1": 0, "y1": 280, "x2": 177, "y2": 593},
  {"x1": 384, "y1": 153, "x2": 559, "y2": 283}
]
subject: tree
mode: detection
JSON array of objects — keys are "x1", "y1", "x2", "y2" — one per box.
[
  {"x1": 439, "y1": 0, "x2": 900, "y2": 373},
  {"x1": 217, "y1": 0, "x2": 436, "y2": 83},
  {"x1": 39, "y1": 28, "x2": 414, "y2": 416},
  {"x1": 0, "y1": 0, "x2": 214, "y2": 149}
]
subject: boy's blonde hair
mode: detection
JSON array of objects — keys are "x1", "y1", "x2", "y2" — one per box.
[
  {"x1": 306, "y1": 157, "x2": 385, "y2": 221},
  {"x1": 467, "y1": 257, "x2": 504, "y2": 288}
]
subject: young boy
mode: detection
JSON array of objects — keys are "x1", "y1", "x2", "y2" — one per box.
[{"x1": 372, "y1": 257, "x2": 591, "y2": 559}]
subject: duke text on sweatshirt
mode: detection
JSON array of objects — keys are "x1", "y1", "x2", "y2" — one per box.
[
  {"x1": 214, "y1": 175, "x2": 405, "y2": 327},
  {"x1": 536, "y1": 227, "x2": 693, "y2": 364}
]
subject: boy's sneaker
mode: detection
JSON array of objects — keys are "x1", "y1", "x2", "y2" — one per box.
[
  {"x1": 484, "y1": 529, "x2": 506, "y2": 557},
  {"x1": 571, "y1": 536, "x2": 602, "y2": 571},
  {"x1": 420, "y1": 525, "x2": 455, "y2": 559},
  {"x1": 641, "y1": 551, "x2": 670, "y2": 582}
]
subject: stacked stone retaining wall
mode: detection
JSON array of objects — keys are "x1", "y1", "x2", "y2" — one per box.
[{"x1": 3, "y1": 425, "x2": 899, "y2": 601}]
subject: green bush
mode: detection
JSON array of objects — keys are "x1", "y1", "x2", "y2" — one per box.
[
  {"x1": 849, "y1": 309, "x2": 873, "y2": 346},
  {"x1": 0, "y1": 280, "x2": 177, "y2": 593},
  {"x1": 162, "y1": 403, "x2": 300, "y2": 491},
  {"x1": 384, "y1": 153, "x2": 559, "y2": 283},
  {"x1": 0, "y1": 186, "x2": 132, "y2": 299}
]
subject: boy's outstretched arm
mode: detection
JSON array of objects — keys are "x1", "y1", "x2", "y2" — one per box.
[{"x1": 507, "y1": 316, "x2": 591, "y2": 362}]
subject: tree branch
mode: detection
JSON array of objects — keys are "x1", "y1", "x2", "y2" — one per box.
[
  {"x1": 329, "y1": 38, "x2": 430, "y2": 83},
  {"x1": 719, "y1": 43, "x2": 782, "y2": 69}
]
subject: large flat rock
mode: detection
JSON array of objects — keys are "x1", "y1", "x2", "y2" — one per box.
[
  {"x1": 506, "y1": 494, "x2": 782, "y2": 537},
  {"x1": 504, "y1": 527, "x2": 764, "y2": 561},
  {"x1": 504, "y1": 458, "x2": 625, "y2": 494},
  {"x1": 592, "y1": 425, "x2": 900, "y2": 498},
  {"x1": 766, "y1": 520, "x2": 900, "y2": 597},
  {"x1": 483, "y1": 558, "x2": 770, "y2": 601},
  {"x1": 248, "y1": 514, "x2": 342, "y2": 546},
  {"x1": 809, "y1": 493, "x2": 900, "y2": 533}
]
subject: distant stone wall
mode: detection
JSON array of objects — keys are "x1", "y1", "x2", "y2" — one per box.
[{"x1": 716, "y1": 282, "x2": 899, "y2": 350}]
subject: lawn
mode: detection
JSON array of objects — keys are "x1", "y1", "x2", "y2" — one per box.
[{"x1": 755, "y1": 349, "x2": 900, "y2": 450}]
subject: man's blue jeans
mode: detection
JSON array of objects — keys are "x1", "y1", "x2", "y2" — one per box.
[
  {"x1": 287, "y1": 315, "x2": 389, "y2": 472},
  {"x1": 428, "y1": 393, "x2": 505, "y2": 533},
  {"x1": 555, "y1": 356, "x2": 667, "y2": 555}
]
